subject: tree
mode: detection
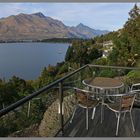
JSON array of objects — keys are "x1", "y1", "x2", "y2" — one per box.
[
  {"x1": 65, "y1": 39, "x2": 103, "y2": 66},
  {"x1": 108, "y1": 4, "x2": 140, "y2": 66},
  {"x1": 123, "y1": 4, "x2": 140, "y2": 55},
  {"x1": 65, "y1": 45, "x2": 73, "y2": 62},
  {"x1": 47, "y1": 64, "x2": 56, "y2": 76},
  {"x1": 87, "y1": 47, "x2": 102, "y2": 63},
  {"x1": 128, "y1": 4, "x2": 140, "y2": 20}
]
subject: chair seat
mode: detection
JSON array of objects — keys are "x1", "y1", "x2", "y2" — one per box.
[
  {"x1": 70, "y1": 87, "x2": 100, "y2": 130},
  {"x1": 78, "y1": 99, "x2": 99, "y2": 108},
  {"x1": 103, "y1": 91, "x2": 136, "y2": 136}
]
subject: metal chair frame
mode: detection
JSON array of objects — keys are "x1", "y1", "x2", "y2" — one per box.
[
  {"x1": 69, "y1": 87, "x2": 99, "y2": 130},
  {"x1": 130, "y1": 83, "x2": 140, "y2": 102},
  {"x1": 105, "y1": 92, "x2": 136, "y2": 136}
]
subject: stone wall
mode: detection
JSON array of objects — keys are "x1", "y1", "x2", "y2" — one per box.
[{"x1": 39, "y1": 94, "x2": 75, "y2": 137}]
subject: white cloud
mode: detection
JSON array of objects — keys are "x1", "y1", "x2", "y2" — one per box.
[
  {"x1": 0, "y1": 3, "x2": 138, "y2": 31},
  {"x1": 0, "y1": 3, "x2": 25, "y2": 17}
]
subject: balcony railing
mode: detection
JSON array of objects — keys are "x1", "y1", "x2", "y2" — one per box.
[{"x1": 0, "y1": 64, "x2": 140, "y2": 137}]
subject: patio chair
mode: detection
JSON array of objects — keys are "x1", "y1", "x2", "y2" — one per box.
[
  {"x1": 130, "y1": 83, "x2": 140, "y2": 102},
  {"x1": 69, "y1": 87, "x2": 100, "y2": 130},
  {"x1": 105, "y1": 92, "x2": 136, "y2": 136}
]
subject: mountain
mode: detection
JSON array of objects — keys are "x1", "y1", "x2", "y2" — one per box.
[
  {"x1": 70, "y1": 23, "x2": 109, "y2": 38},
  {"x1": 0, "y1": 12, "x2": 109, "y2": 41}
]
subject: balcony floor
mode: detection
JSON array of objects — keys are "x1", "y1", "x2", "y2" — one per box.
[{"x1": 59, "y1": 105, "x2": 140, "y2": 137}]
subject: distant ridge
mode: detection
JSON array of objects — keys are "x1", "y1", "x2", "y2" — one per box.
[
  {"x1": 0, "y1": 12, "x2": 109, "y2": 41},
  {"x1": 70, "y1": 23, "x2": 109, "y2": 38}
]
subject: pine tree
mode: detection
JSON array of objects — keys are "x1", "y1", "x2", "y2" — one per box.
[
  {"x1": 129, "y1": 4, "x2": 140, "y2": 20},
  {"x1": 109, "y1": 4, "x2": 140, "y2": 66}
]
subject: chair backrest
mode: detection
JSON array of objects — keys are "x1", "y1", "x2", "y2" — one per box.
[
  {"x1": 131, "y1": 83, "x2": 140, "y2": 92},
  {"x1": 106, "y1": 92, "x2": 136, "y2": 111},
  {"x1": 73, "y1": 87, "x2": 90, "y2": 106},
  {"x1": 130, "y1": 83, "x2": 140, "y2": 102},
  {"x1": 121, "y1": 94, "x2": 136, "y2": 110}
]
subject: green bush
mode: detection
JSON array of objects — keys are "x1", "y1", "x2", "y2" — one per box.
[
  {"x1": 93, "y1": 57, "x2": 108, "y2": 65},
  {"x1": 98, "y1": 69, "x2": 117, "y2": 78},
  {"x1": 123, "y1": 70, "x2": 140, "y2": 85}
]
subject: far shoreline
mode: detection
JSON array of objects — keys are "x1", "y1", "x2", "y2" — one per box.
[{"x1": 0, "y1": 37, "x2": 89, "y2": 44}]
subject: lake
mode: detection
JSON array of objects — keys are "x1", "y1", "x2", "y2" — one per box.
[{"x1": 0, "y1": 42, "x2": 69, "y2": 80}]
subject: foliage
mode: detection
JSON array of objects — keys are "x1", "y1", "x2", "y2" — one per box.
[
  {"x1": 94, "y1": 31, "x2": 118, "y2": 43},
  {"x1": 108, "y1": 4, "x2": 140, "y2": 66},
  {"x1": 93, "y1": 57, "x2": 109, "y2": 65},
  {"x1": 40, "y1": 38, "x2": 87, "y2": 43},
  {"x1": 0, "y1": 76, "x2": 34, "y2": 108},
  {"x1": 98, "y1": 69, "x2": 117, "y2": 78},
  {"x1": 57, "y1": 63, "x2": 68, "y2": 74},
  {"x1": 123, "y1": 70, "x2": 140, "y2": 85},
  {"x1": 65, "y1": 40, "x2": 102, "y2": 65}
]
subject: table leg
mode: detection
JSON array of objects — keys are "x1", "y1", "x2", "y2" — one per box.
[{"x1": 101, "y1": 96, "x2": 104, "y2": 123}]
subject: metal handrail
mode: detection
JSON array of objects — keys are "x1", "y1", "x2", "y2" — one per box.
[
  {"x1": 88, "y1": 64, "x2": 140, "y2": 70},
  {"x1": 0, "y1": 63, "x2": 140, "y2": 137},
  {"x1": 1, "y1": 64, "x2": 140, "y2": 117},
  {"x1": 0, "y1": 64, "x2": 88, "y2": 117}
]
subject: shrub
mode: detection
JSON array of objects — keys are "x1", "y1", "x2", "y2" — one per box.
[
  {"x1": 98, "y1": 69, "x2": 117, "y2": 78},
  {"x1": 123, "y1": 70, "x2": 140, "y2": 85}
]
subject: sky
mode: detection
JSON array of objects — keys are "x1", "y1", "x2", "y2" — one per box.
[{"x1": 0, "y1": 3, "x2": 139, "y2": 31}]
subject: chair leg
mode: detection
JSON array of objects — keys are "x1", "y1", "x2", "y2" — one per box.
[
  {"x1": 116, "y1": 113, "x2": 121, "y2": 136},
  {"x1": 91, "y1": 107, "x2": 96, "y2": 120},
  {"x1": 123, "y1": 112, "x2": 126, "y2": 119},
  {"x1": 101, "y1": 101, "x2": 104, "y2": 123},
  {"x1": 86, "y1": 108, "x2": 88, "y2": 130},
  {"x1": 130, "y1": 111, "x2": 135, "y2": 132},
  {"x1": 70, "y1": 105, "x2": 77, "y2": 123},
  {"x1": 115, "y1": 112, "x2": 118, "y2": 118}
]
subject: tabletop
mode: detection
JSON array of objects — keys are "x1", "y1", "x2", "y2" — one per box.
[{"x1": 83, "y1": 77, "x2": 124, "y2": 90}]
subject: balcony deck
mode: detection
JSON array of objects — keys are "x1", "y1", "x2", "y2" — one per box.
[{"x1": 58, "y1": 105, "x2": 140, "y2": 137}]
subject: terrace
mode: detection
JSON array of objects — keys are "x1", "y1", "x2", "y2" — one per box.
[
  {"x1": 57, "y1": 106, "x2": 140, "y2": 137},
  {"x1": 0, "y1": 64, "x2": 140, "y2": 137}
]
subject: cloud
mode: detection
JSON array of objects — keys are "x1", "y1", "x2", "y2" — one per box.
[
  {"x1": 0, "y1": 3, "x2": 25, "y2": 17},
  {"x1": 0, "y1": 3, "x2": 138, "y2": 31},
  {"x1": 40, "y1": 3, "x2": 135, "y2": 30}
]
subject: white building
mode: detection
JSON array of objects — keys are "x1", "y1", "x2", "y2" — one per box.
[{"x1": 102, "y1": 40, "x2": 113, "y2": 58}]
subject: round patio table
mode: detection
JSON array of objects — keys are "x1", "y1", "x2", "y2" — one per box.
[
  {"x1": 83, "y1": 77, "x2": 124, "y2": 91},
  {"x1": 82, "y1": 77, "x2": 124, "y2": 123}
]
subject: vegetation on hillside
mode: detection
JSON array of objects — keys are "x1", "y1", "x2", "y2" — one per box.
[
  {"x1": 40, "y1": 38, "x2": 88, "y2": 43},
  {"x1": 108, "y1": 4, "x2": 140, "y2": 66}
]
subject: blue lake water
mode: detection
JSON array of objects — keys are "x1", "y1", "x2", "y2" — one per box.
[{"x1": 0, "y1": 42, "x2": 69, "y2": 80}]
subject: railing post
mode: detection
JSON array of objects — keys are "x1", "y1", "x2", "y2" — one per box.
[
  {"x1": 27, "y1": 101, "x2": 31, "y2": 118},
  {"x1": 59, "y1": 81, "x2": 64, "y2": 136}
]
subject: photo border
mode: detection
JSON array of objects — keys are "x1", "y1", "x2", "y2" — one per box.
[
  {"x1": 0, "y1": 0, "x2": 139, "y2": 2},
  {"x1": 0, "y1": 0, "x2": 140, "y2": 140}
]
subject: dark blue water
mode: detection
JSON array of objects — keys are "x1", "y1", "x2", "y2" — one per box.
[{"x1": 0, "y1": 42, "x2": 69, "y2": 80}]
